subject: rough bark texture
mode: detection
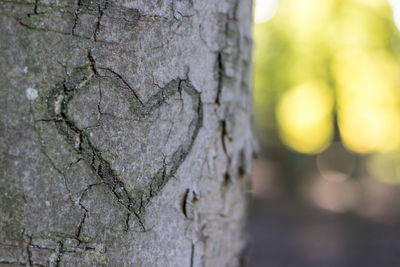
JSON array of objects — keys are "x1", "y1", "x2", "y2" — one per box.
[{"x1": 0, "y1": 0, "x2": 253, "y2": 266}]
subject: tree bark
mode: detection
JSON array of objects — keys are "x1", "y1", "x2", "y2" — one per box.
[{"x1": 0, "y1": 0, "x2": 253, "y2": 266}]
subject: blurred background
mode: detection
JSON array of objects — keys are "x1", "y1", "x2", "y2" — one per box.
[{"x1": 247, "y1": 0, "x2": 400, "y2": 266}]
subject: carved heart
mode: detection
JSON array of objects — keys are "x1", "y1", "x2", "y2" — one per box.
[{"x1": 47, "y1": 66, "x2": 202, "y2": 216}]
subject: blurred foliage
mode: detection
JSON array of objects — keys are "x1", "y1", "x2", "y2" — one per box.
[{"x1": 253, "y1": 0, "x2": 400, "y2": 156}]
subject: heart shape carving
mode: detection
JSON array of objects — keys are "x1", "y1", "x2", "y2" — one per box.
[{"x1": 47, "y1": 66, "x2": 202, "y2": 217}]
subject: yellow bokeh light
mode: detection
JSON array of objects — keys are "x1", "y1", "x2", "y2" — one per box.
[
  {"x1": 355, "y1": 0, "x2": 387, "y2": 9},
  {"x1": 282, "y1": 0, "x2": 335, "y2": 40},
  {"x1": 333, "y1": 50, "x2": 400, "y2": 153},
  {"x1": 367, "y1": 152, "x2": 400, "y2": 184},
  {"x1": 254, "y1": 0, "x2": 278, "y2": 24},
  {"x1": 338, "y1": 105, "x2": 400, "y2": 153},
  {"x1": 276, "y1": 81, "x2": 334, "y2": 154}
]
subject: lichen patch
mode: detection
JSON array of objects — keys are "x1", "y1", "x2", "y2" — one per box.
[{"x1": 26, "y1": 87, "x2": 38, "y2": 100}]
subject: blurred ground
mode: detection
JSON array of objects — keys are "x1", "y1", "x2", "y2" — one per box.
[
  {"x1": 245, "y1": 157, "x2": 400, "y2": 267},
  {"x1": 246, "y1": 196, "x2": 400, "y2": 267}
]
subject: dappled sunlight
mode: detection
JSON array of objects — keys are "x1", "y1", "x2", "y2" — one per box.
[{"x1": 276, "y1": 82, "x2": 334, "y2": 154}]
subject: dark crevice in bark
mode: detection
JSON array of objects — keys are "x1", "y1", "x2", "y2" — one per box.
[
  {"x1": 27, "y1": 244, "x2": 53, "y2": 251},
  {"x1": 220, "y1": 119, "x2": 232, "y2": 193},
  {"x1": 20, "y1": 239, "x2": 96, "y2": 253},
  {"x1": 220, "y1": 120, "x2": 229, "y2": 155},
  {"x1": 124, "y1": 212, "x2": 131, "y2": 231},
  {"x1": 15, "y1": 15, "x2": 118, "y2": 44},
  {"x1": 75, "y1": 185, "x2": 91, "y2": 244},
  {"x1": 181, "y1": 189, "x2": 198, "y2": 220},
  {"x1": 190, "y1": 243, "x2": 195, "y2": 267},
  {"x1": 182, "y1": 188, "x2": 190, "y2": 218},
  {"x1": 223, "y1": 172, "x2": 231, "y2": 187},
  {"x1": 24, "y1": 234, "x2": 33, "y2": 267},
  {"x1": 86, "y1": 49, "x2": 97, "y2": 75},
  {"x1": 93, "y1": 0, "x2": 108, "y2": 41},
  {"x1": 68, "y1": 157, "x2": 83, "y2": 168},
  {"x1": 21, "y1": 233, "x2": 52, "y2": 267},
  {"x1": 71, "y1": 0, "x2": 82, "y2": 35},
  {"x1": 230, "y1": 0, "x2": 240, "y2": 21},
  {"x1": 29, "y1": 105, "x2": 75, "y2": 205},
  {"x1": 41, "y1": 151, "x2": 74, "y2": 204},
  {"x1": 215, "y1": 52, "x2": 224, "y2": 106},
  {"x1": 54, "y1": 241, "x2": 64, "y2": 267},
  {"x1": 33, "y1": 0, "x2": 39, "y2": 15},
  {"x1": 16, "y1": 17, "x2": 88, "y2": 38},
  {"x1": 221, "y1": 172, "x2": 231, "y2": 200},
  {"x1": 98, "y1": 67, "x2": 144, "y2": 106},
  {"x1": 133, "y1": 211, "x2": 146, "y2": 232},
  {"x1": 237, "y1": 149, "x2": 246, "y2": 178},
  {"x1": 0, "y1": 261, "x2": 25, "y2": 266},
  {"x1": 25, "y1": 0, "x2": 41, "y2": 17}
]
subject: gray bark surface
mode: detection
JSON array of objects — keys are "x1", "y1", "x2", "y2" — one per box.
[{"x1": 0, "y1": 0, "x2": 253, "y2": 266}]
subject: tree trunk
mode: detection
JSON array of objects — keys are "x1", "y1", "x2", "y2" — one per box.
[{"x1": 0, "y1": 0, "x2": 253, "y2": 266}]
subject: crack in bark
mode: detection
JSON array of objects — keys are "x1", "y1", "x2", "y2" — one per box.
[
  {"x1": 220, "y1": 120, "x2": 230, "y2": 156},
  {"x1": 2, "y1": 237, "x2": 100, "y2": 266},
  {"x1": 0, "y1": 260, "x2": 25, "y2": 266},
  {"x1": 29, "y1": 105, "x2": 75, "y2": 206},
  {"x1": 16, "y1": 17, "x2": 90, "y2": 38},
  {"x1": 215, "y1": 52, "x2": 225, "y2": 106},
  {"x1": 71, "y1": 0, "x2": 82, "y2": 35},
  {"x1": 74, "y1": 185, "x2": 91, "y2": 243},
  {"x1": 24, "y1": 234, "x2": 33, "y2": 267},
  {"x1": 181, "y1": 188, "x2": 190, "y2": 218},
  {"x1": 93, "y1": 0, "x2": 108, "y2": 41},
  {"x1": 52, "y1": 241, "x2": 63, "y2": 267},
  {"x1": 220, "y1": 118, "x2": 233, "y2": 198},
  {"x1": 181, "y1": 188, "x2": 197, "y2": 219},
  {"x1": 190, "y1": 243, "x2": 195, "y2": 267},
  {"x1": 31, "y1": 0, "x2": 39, "y2": 16},
  {"x1": 41, "y1": 151, "x2": 74, "y2": 205},
  {"x1": 97, "y1": 67, "x2": 144, "y2": 106}
]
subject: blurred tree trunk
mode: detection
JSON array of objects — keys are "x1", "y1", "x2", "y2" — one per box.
[{"x1": 0, "y1": 0, "x2": 253, "y2": 266}]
